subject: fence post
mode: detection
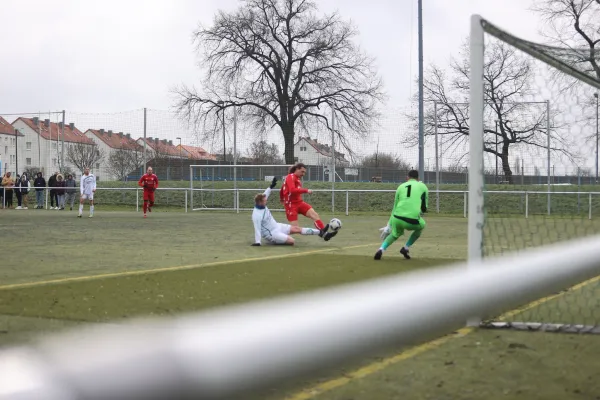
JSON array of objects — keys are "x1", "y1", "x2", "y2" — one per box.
[
  {"x1": 589, "y1": 193, "x2": 592, "y2": 220},
  {"x1": 136, "y1": 189, "x2": 139, "y2": 212},
  {"x1": 525, "y1": 192, "x2": 529, "y2": 219},
  {"x1": 345, "y1": 191, "x2": 349, "y2": 216},
  {"x1": 185, "y1": 190, "x2": 188, "y2": 213},
  {"x1": 463, "y1": 191, "x2": 467, "y2": 218},
  {"x1": 45, "y1": 188, "x2": 48, "y2": 209}
]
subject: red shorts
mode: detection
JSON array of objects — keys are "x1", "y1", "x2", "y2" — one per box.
[
  {"x1": 285, "y1": 201, "x2": 312, "y2": 222},
  {"x1": 143, "y1": 189, "x2": 155, "y2": 202}
]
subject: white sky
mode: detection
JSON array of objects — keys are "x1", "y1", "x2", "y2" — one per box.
[
  {"x1": 7, "y1": 0, "x2": 585, "y2": 174},
  {"x1": 0, "y1": 0, "x2": 541, "y2": 112}
]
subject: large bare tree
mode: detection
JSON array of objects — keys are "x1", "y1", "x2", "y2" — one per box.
[
  {"x1": 175, "y1": 0, "x2": 384, "y2": 164},
  {"x1": 107, "y1": 147, "x2": 143, "y2": 181},
  {"x1": 533, "y1": 0, "x2": 600, "y2": 81},
  {"x1": 408, "y1": 40, "x2": 573, "y2": 183},
  {"x1": 66, "y1": 143, "x2": 105, "y2": 174},
  {"x1": 247, "y1": 140, "x2": 283, "y2": 164}
]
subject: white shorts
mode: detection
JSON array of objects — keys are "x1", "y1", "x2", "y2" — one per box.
[
  {"x1": 81, "y1": 193, "x2": 94, "y2": 201},
  {"x1": 264, "y1": 223, "x2": 291, "y2": 244}
]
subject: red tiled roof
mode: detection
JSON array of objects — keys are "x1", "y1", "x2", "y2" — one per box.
[
  {"x1": 138, "y1": 138, "x2": 182, "y2": 157},
  {"x1": 296, "y1": 136, "x2": 348, "y2": 162},
  {"x1": 15, "y1": 117, "x2": 94, "y2": 145},
  {"x1": 86, "y1": 129, "x2": 142, "y2": 151},
  {"x1": 178, "y1": 144, "x2": 217, "y2": 160},
  {"x1": 0, "y1": 117, "x2": 18, "y2": 136}
]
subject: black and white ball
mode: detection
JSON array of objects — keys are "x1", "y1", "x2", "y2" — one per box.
[{"x1": 329, "y1": 218, "x2": 342, "y2": 231}]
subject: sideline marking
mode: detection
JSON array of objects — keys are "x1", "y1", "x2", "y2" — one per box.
[
  {"x1": 0, "y1": 243, "x2": 378, "y2": 291},
  {"x1": 287, "y1": 274, "x2": 600, "y2": 400}
]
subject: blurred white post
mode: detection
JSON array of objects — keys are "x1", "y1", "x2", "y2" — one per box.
[
  {"x1": 345, "y1": 190, "x2": 349, "y2": 216},
  {"x1": 185, "y1": 190, "x2": 188, "y2": 213},
  {"x1": 468, "y1": 15, "x2": 485, "y2": 326},
  {"x1": 136, "y1": 189, "x2": 139, "y2": 212},
  {"x1": 60, "y1": 110, "x2": 65, "y2": 171},
  {"x1": 547, "y1": 100, "x2": 551, "y2": 215},
  {"x1": 331, "y1": 108, "x2": 335, "y2": 213},
  {"x1": 434, "y1": 101, "x2": 440, "y2": 213},
  {"x1": 589, "y1": 193, "x2": 592, "y2": 220}
]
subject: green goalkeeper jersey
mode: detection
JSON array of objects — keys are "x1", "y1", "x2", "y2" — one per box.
[{"x1": 389, "y1": 179, "x2": 429, "y2": 222}]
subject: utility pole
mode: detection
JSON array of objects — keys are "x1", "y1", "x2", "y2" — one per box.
[
  {"x1": 217, "y1": 101, "x2": 226, "y2": 163},
  {"x1": 595, "y1": 93, "x2": 599, "y2": 183},
  {"x1": 15, "y1": 128, "x2": 19, "y2": 175},
  {"x1": 495, "y1": 120, "x2": 499, "y2": 183},
  {"x1": 176, "y1": 137, "x2": 182, "y2": 180},
  {"x1": 417, "y1": 0, "x2": 424, "y2": 179}
]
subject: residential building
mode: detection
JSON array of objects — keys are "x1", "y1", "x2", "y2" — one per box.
[
  {"x1": 84, "y1": 129, "x2": 144, "y2": 180},
  {"x1": 176, "y1": 144, "x2": 217, "y2": 161},
  {"x1": 0, "y1": 117, "x2": 23, "y2": 176},
  {"x1": 11, "y1": 117, "x2": 95, "y2": 177},
  {"x1": 295, "y1": 136, "x2": 350, "y2": 167},
  {"x1": 137, "y1": 137, "x2": 184, "y2": 159}
]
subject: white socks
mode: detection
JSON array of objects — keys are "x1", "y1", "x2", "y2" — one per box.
[
  {"x1": 90, "y1": 205, "x2": 94, "y2": 215},
  {"x1": 301, "y1": 228, "x2": 320, "y2": 235},
  {"x1": 78, "y1": 204, "x2": 83, "y2": 214}
]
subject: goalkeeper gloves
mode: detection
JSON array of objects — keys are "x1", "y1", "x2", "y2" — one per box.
[
  {"x1": 269, "y1": 177, "x2": 278, "y2": 189},
  {"x1": 379, "y1": 225, "x2": 391, "y2": 240}
]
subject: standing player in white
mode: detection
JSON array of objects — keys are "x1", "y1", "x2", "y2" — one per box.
[
  {"x1": 78, "y1": 167, "x2": 96, "y2": 218},
  {"x1": 251, "y1": 177, "x2": 322, "y2": 246}
]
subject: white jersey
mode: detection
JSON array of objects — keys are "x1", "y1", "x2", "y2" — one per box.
[
  {"x1": 252, "y1": 187, "x2": 280, "y2": 244},
  {"x1": 80, "y1": 173, "x2": 96, "y2": 195}
]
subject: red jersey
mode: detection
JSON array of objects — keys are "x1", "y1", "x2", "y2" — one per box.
[
  {"x1": 138, "y1": 173, "x2": 159, "y2": 190},
  {"x1": 280, "y1": 173, "x2": 308, "y2": 205}
]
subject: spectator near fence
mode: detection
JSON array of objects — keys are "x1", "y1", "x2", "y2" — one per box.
[
  {"x1": 33, "y1": 172, "x2": 46, "y2": 209},
  {"x1": 15, "y1": 173, "x2": 30, "y2": 210},
  {"x1": 64, "y1": 174, "x2": 76, "y2": 211},
  {"x1": 48, "y1": 172, "x2": 58, "y2": 210},
  {"x1": 55, "y1": 174, "x2": 66, "y2": 210},
  {"x1": 2, "y1": 172, "x2": 15, "y2": 209}
]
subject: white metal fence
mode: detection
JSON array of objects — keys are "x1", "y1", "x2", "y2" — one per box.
[{"x1": 4, "y1": 187, "x2": 600, "y2": 218}]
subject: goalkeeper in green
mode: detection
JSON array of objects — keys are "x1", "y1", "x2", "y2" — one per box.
[{"x1": 375, "y1": 170, "x2": 428, "y2": 260}]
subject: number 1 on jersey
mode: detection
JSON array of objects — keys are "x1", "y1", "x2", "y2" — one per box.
[{"x1": 406, "y1": 184, "x2": 412, "y2": 198}]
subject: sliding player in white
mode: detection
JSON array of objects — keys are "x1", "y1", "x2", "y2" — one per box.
[
  {"x1": 78, "y1": 167, "x2": 96, "y2": 218},
  {"x1": 251, "y1": 177, "x2": 322, "y2": 246}
]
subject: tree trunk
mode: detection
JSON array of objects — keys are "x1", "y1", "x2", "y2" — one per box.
[
  {"x1": 283, "y1": 123, "x2": 295, "y2": 165},
  {"x1": 501, "y1": 143, "x2": 513, "y2": 184}
]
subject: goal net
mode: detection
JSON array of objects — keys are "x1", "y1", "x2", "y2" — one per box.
[{"x1": 469, "y1": 16, "x2": 600, "y2": 332}]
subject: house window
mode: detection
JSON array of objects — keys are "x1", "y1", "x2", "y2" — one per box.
[
  {"x1": 300, "y1": 146, "x2": 307, "y2": 151},
  {"x1": 26, "y1": 158, "x2": 32, "y2": 166},
  {"x1": 294, "y1": 157, "x2": 298, "y2": 162},
  {"x1": 4, "y1": 146, "x2": 7, "y2": 154},
  {"x1": 52, "y1": 158, "x2": 57, "y2": 166},
  {"x1": 26, "y1": 142, "x2": 32, "y2": 150},
  {"x1": 10, "y1": 155, "x2": 15, "y2": 163}
]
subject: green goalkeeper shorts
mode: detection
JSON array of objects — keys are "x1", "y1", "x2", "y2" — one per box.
[{"x1": 390, "y1": 216, "x2": 426, "y2": 238}]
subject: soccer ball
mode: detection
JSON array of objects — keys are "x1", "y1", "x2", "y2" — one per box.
[{"x1": 329, "y1": 218, "x2": 342, "y2": 231}]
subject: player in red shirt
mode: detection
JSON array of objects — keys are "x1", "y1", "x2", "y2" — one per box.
[
  {"x1": 280, "y1": 162, "x2": 337, "y2": 241},
  {"x1": 138, "y1": 166, "x2": 159, "y2": 218}
]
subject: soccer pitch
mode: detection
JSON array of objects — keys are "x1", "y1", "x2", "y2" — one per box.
[{"x1": 1, "y1": 210, "x2": 600, "y2": 399}]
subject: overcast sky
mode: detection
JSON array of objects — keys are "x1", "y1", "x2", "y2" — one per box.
[{"x1": 0, "y1": 0, "x2": 542, "y2": 113}]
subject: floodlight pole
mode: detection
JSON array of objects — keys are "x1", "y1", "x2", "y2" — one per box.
[
  {"x1": 417, "y1": 0, "x2": 425, "y2": 180},
  {"x1": 15, "y1": 128, "x2": 18, "y2": 176},
  {"x1": 176, "y1": 137, "x2": 182, "y2": 180},
  {"x1": 61, "y1": 110, "x2": 65, "y2": 172},
  {"x1": 143, "y1": 108, "x2": 147, "y2": 173},
  {"x1": 434, "y1": 101, "x2": 439, "y2": 213},
  {"x1": 595, "y1": 93, "x2": 599, "y2": 184},
  {"x1": 331, "y1": 107, "x2": 336, "y2": 213},
  {"x1": 546, "y1": 100, "x2": 551, "y2": 215},
  {"x1": 218, "y1": 101, "x2": 226, "y2": 163},
  {"x1": 495, "y1": 120, "x2": 499, "y2": 183}
]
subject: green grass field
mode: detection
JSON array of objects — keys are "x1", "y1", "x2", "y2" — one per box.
[{"x1": 1, "y1": 209, "x2": 600, "y2": 399}]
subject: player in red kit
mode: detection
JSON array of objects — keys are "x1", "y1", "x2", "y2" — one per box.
[
  {"x1": 280, "y1": 162, "x2": 337, "y2": 241},
  {"x1": 138, "y1": 166, "x2": 159, "y2": 218}
]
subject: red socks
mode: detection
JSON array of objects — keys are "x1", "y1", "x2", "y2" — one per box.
[
  {"x1": 314, "y1": 220, "x2": 325, "y2": 230},
  {"x1": 143, "y1": 201, "x2": 148, "y2": 213}
]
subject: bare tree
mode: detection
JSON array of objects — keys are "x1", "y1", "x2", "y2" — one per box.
[
  {"x1": 361, "y1": 153, "x2": 410, "y2": 170},
  {"x1": 407, "y1": 40, "x2": 573, "y2": 184},
  {"x1": 107, "y1": 147, "x2": 143, "y2": 181},
  {"x1": 533, "y1": 0, "x2": 600, "y2": 81},
  {"x1": 175, "y1": 0, "x2": 384, "y2": 164},
  {"x1": 66, "y1": 143, "x2": 105, "y2": 174},
  {"x1": 247, "y1": 140, "x2": 283, "y2": 164}
]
